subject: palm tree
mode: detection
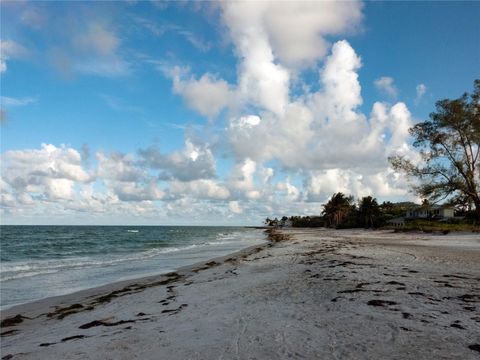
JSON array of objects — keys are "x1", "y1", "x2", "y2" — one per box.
[
  {"x1": 358, "y1": 196, "x2": 380, "y2": 228},
  {"x1": 322, "y1": 193, "x2": 354, "y2": 227}
]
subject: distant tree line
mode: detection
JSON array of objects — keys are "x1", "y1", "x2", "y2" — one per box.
[
  {"x1": 320, "y1": 193, "x2": 413, "y2": 229},
  {"x1": 264, "y1": 193, "x2": 417, "y2": 229}
]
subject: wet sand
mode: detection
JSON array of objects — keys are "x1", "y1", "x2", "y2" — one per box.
[{"x1": 1, "y1": 229, "x2": 479, "y2": 359}]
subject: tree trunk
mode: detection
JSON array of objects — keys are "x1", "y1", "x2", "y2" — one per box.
[{"x1": 474, "y1": 200, "x2": 480, "y2": 222}]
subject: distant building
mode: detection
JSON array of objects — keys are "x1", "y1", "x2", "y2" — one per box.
[
  {"x1": 406, "y1": 205, "x2": 455, "y2": 219},
  {"x1": 387, "y1": 204, "x2": 455, "y2": 227},
  {"x1": 386, "y1": 216, "x2": 406, "y2": 227}
]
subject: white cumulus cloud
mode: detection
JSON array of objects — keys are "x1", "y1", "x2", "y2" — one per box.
[
  {"x1": 0, "y1": 40, "x2": 29, "y2": 74},
  {"x1": 222, "y1": 1, "x2": 363, "y2": 70},
  {"x1": 139, "y1": 138, "x2": 217, "y2": 181},
  {"x1": 2, "y1": 144, "x2": 92, "y2": 203},
  {"x1": 170, "y1": 67, "x2": 235, "y2": 118},
  {"x1": 228, "y1": 200, "x2": 243, "y2": 214},
  {"x1": 168, "y1": 179, "x2": 230, "y2": 200},
  {"x1": 415, "y1": 83, "x2": 427, "y2": 104},
  {"x1": 1, "y1": 1, "x2": 425, "y2": 223},
  {"x1": 374, "y1": 76, "x2": 398, "y2": 98}
]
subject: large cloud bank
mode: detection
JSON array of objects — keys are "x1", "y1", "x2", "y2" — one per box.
[{"x1": 1, "y1": 1, "x2": 418, "y2": 224}]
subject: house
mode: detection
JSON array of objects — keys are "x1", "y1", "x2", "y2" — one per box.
[
  {"x1": 406, "y1": 205, "x2": 455, "y2": 220},
  {"x1": 386, "y1": 216, "x2": 406, "y2": 227},
  {"x1": 387, "y1": 204, "x2": 455, "y2": 227}
]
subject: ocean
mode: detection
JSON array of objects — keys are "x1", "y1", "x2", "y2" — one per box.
[{"x1": 0, "y1": 226, "x2": 265, "y2": 310}]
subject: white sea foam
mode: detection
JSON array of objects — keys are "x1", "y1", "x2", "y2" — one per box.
[
  {"x1": 1, "y1": 269, "x2": 60, "y2": 282},
  {"x1": 0, "y1": 244, "x2": 204, "y2": 281},
  {"x1": 0, "y1": 235, "x2": 250, "y2": 282},
  {"x1": 1, "y1": 227, "x2": 265, "y2": 309},
  {"x1": 205, "y1": 241, "x2": 234, "y2": 245}
]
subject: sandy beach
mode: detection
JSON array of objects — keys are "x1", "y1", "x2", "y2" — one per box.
[{"x1": 1, "y1": 228, "x2": 479, "y2": 360}]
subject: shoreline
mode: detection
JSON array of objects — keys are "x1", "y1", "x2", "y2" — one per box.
[
  {"x1": 0, "y1": 238, "x2": 270, "y2": 319},
  {"x1": 2, "y1": 228, "x2": 479, "y2": 359},
  {"x1": 1, "y1": 227, "x2": 266, "y2": 313}
]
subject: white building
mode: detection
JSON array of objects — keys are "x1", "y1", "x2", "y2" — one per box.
[{"x1": 406, "y1": 205, "x2": 455, "y2": 219}]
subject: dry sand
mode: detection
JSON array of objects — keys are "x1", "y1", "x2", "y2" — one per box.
[{"x1": 1, "y1": 228, "x2": 479, "y2": 359}]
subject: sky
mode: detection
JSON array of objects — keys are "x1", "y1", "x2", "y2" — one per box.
[{"x1": 1, "y1": 0, "x2": 479, "y2": 225}]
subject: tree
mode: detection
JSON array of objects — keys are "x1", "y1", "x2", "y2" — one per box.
[
  {"x1": 322, "y1": 193, "x2": 354, "y2": 227},
  {"x1": 390, "y1": 80, "x2": 480, "y2": 220},
  {"x1": 358, "y1": 196, "x2": 380, "y2": 228}
]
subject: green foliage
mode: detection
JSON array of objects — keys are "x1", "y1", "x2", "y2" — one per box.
[
  {"x1": 322, "y1": 192, "x2": 355, "y2": 227},
  {"x1": 278, "y1": 194, "x2": 387, "y2": 229},
  {"x1": 390, "y1": 80, "x2": 480, "y2": 220},
  {"x1": 379, "y1": 201, "x2": 415, "y2": 218},
  {"x1": 266, "y1": 194, "x2": 477, "y2": 231},
  {"x1": 264, "y1": 217, "x2": 279, "y2": 227},
  {"x1": 358, "y1": 196, "x2": 381, "y2": 228},
  {"x1": 397, "y1": 219, "x2": 480, "y2": 233},
  {"x1": 289, "y1": 216, "x2": 325, "y2": 228}
]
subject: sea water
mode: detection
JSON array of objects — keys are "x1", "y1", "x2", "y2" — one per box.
[{"x1": 0, "y1": 226, "x2": 265, "y2": 310}]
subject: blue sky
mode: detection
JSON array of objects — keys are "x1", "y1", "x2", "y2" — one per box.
[{"x1": 1, "y1": 1, "x2": 479, "y2": 225}]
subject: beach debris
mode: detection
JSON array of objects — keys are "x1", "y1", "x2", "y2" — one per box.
[
  {"x1": 1, "y1": 314, "x2": 30, "y2": 327},
  {"x1": 443, "y1": 274, "x2": 471, "y2": 280},
  {"x1": 192, "y1": 261, "x2": 220, "y2": 272},
  {"x1": 402, "y1": 312, "x2": 412, "y2": 319},
  {"x1": 264, "y1": 229, "x2": 292, "y2": 242},
  {"x1": 94, "y1": 288, "x2": 133, "y2": 304},
  {"x1": 161, "y1": 304, "x2": 188, "y2": 316},
  {"x1": 367, "y1": 299, "x2": 398, "y2": 307},
  {"x1": 161, "y1": 309, "x2": 177, "y2": 314},
  {"x1": 468, "y1": 344, "x2": 480, "y2": 353},
  {"x1": 355, "y1": 282, "x2": 372, "y2": 289},
  {"x1": 79, "y1": 319, "x2": 136, "y2": 329},
  {"x1": 338, "y1": 288, "x2": 363, "y2": 294},
  {"x1": 61, "y1": 335, "x2": 87, "y2": 342},
  {"x1": 458, "y1": 294, "x2": 479, "y2": 303},
  {"x1": 47, "y1": 303, "x2": 85, "y2": 320},
  {"x1": 386, "y1": 281, "x2": 405, "y2": 286},
  {"x1": 326, "y1": 260, "x2": 356, "y2": 268},
  {"x1": 0, "y1": 329, "x2": 19, "y2": 337}
]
